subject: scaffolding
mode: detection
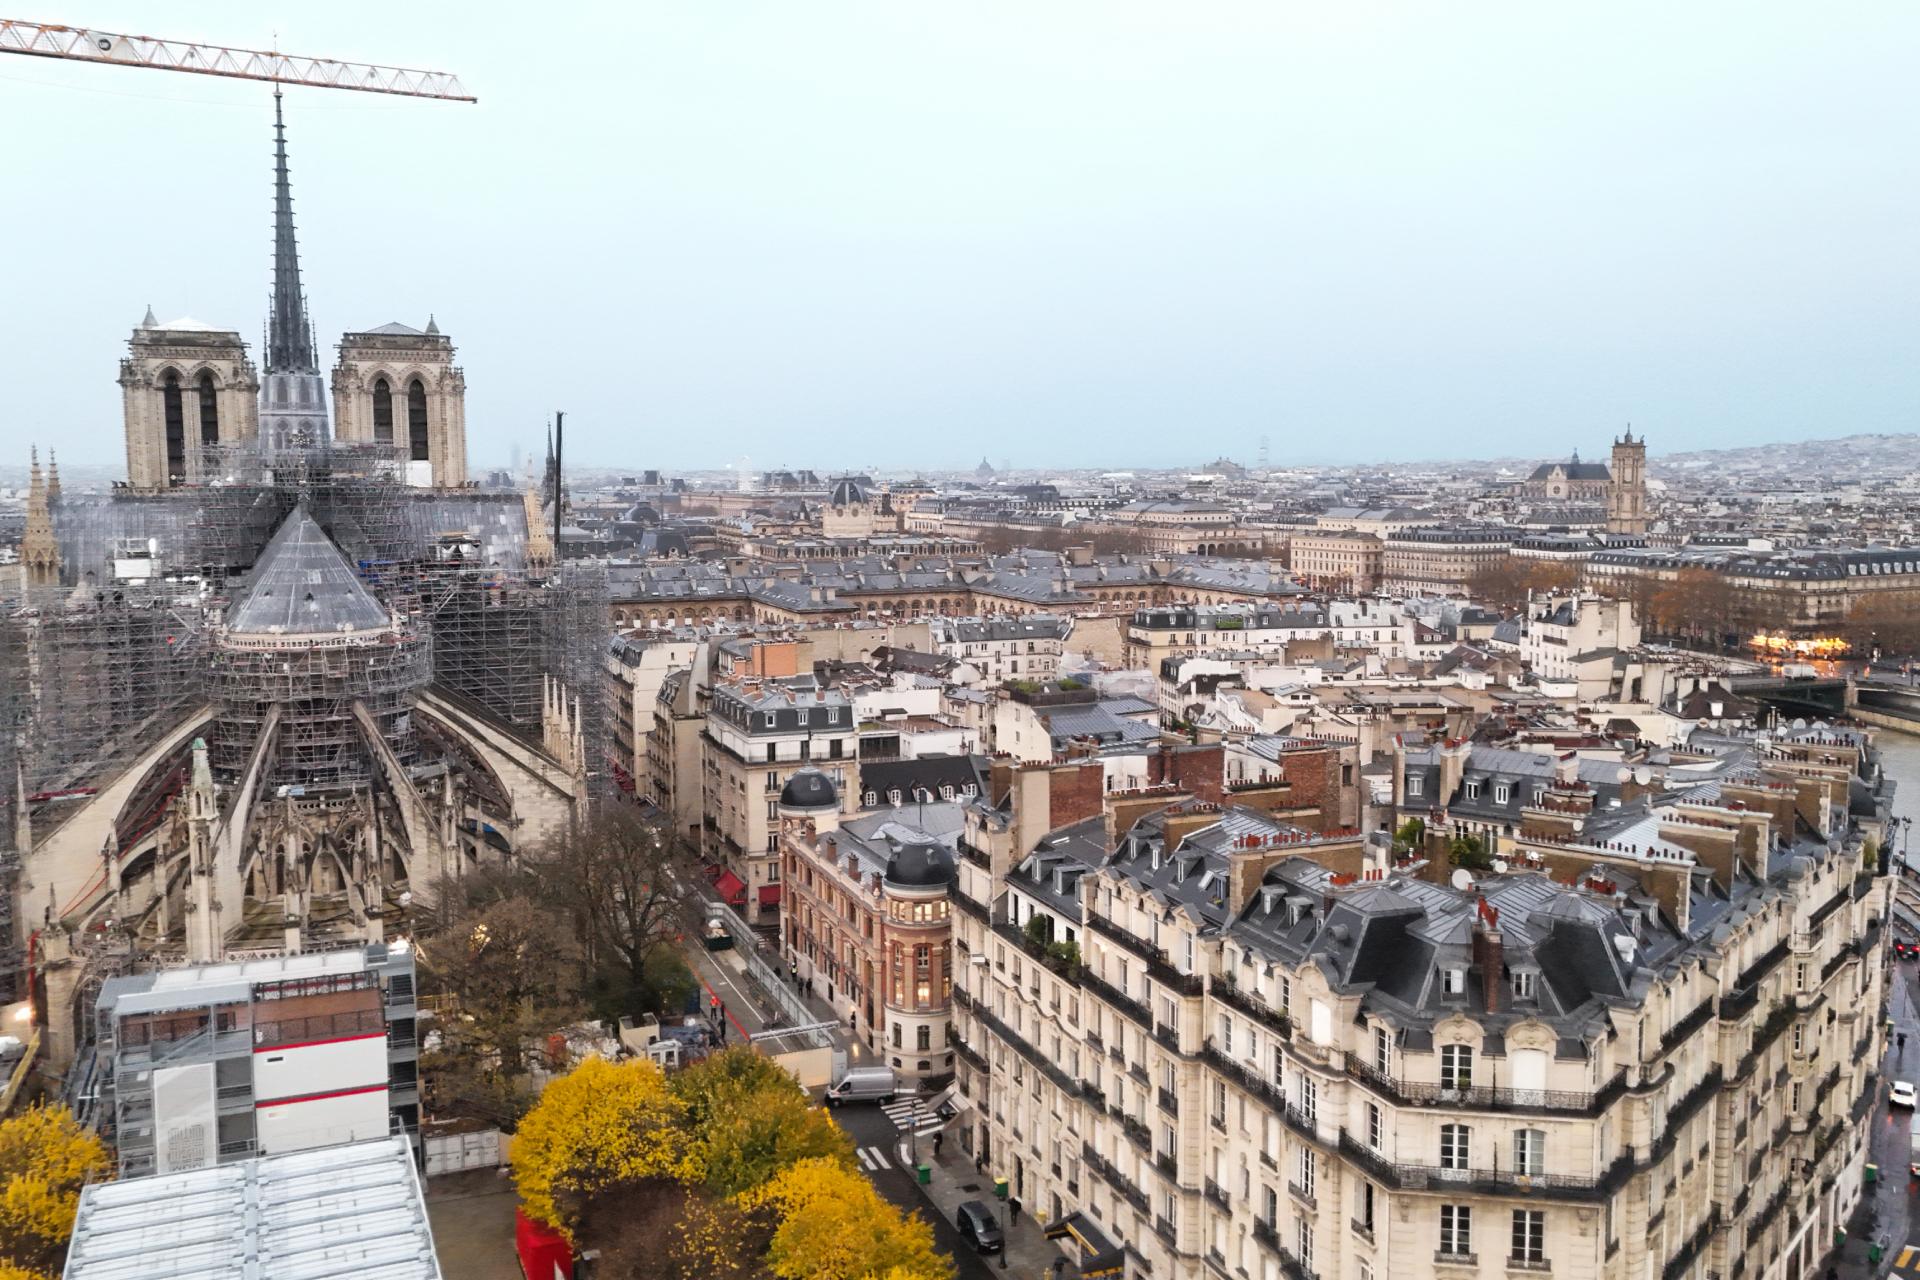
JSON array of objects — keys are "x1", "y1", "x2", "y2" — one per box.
[{"x1": 3, "y1": 440, "x2": 618, "y2": 855}]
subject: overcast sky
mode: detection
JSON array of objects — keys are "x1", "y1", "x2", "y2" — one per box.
[{"x1": 4, "y1": 2, "x2": 1919, "y2": 474}]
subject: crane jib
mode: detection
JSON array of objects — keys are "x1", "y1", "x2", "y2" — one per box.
[{"x1": 0, "y1": 18, "x2": 474, "y2": 102}]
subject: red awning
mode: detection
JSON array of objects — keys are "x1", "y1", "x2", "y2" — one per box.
[
  {"x1": 714, "y1": 871, "x2": 747, "y2": 904},
  {"x1": 758, "y1": 885, "x2": 782, "y2": 906}
]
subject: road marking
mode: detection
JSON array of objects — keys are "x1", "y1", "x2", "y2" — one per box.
[
  {"x1": 861, "y1": 1146, "x2": 891, "y2": 1171},
  {"x1": 1899, "y1": 1247, "x2": 1915, "y2": 1269}
]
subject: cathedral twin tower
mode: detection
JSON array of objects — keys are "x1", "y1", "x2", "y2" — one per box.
[{"x1": 118, "y1": 92, "x2": 467, "y2": 492}]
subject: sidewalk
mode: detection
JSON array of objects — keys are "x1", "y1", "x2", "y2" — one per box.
[{"x1": 904, "y1": 1134, "x2": 1075, "y2": 1279}]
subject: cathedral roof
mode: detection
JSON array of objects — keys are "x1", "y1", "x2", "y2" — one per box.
[
  {"x1": 226, "y1": 504, "x2": 392, "y2": 636},
  {"x1": 1527, "y1": 458, "x2": 1612, "y2": 481},
  {"x1": 364, "y1": 322, "x2": 425, "y2": 336}
]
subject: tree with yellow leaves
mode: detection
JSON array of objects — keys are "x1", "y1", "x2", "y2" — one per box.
[
  {"x1": 0, "y1": 1105, "x2": 111, "y2": 1279},
  {"x1": 511, "y1": 1056, "x2": 687, "y2": 1236},
  {"x1": 747, "y1": 1158, "x2": 951, "y2": 1280},
  {"x1": 673, "y1": 1048, "x2": 855, "y2": 1197}
]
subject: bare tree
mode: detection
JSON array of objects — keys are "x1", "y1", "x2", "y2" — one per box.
[
  {"x1": 413, "y1": 864, "x2": 584, "y2": 1127},
  {"x1": 536, "y1": 808, "x2": 707, "y2": 1022}
]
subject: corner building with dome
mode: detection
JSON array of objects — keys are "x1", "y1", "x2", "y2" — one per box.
[{"x1": 778, "y1": 764, "x2": 960, "y2": 1090}]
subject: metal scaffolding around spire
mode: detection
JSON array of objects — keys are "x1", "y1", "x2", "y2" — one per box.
[{"x1": 265, "y1": 90, "x2": 317, "y2": 376}]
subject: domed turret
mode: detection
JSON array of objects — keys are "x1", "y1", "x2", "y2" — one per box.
[
  {"x1": 779, "y1": 766, "x2": 839, "y2": 813},
  {"x1": 828, "y1": 477, "x2": 867, "y2": 508},
  {"x1": 885, "y1": 836, "x2": 955, "y2": 889}
]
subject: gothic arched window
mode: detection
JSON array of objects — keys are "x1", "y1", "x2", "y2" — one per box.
[
  {"x1": 372, "y1": 378, "x2": 393, "y2": 443},
  {"x1": 407, "y1": 379, "x2": 429, "y2": 462},
  {"x1": 196, "y1": 372, "x2": 219, "y2": 445},
  {"x1": 161, "y1": 371, "x2": 185, "y2": 487}
]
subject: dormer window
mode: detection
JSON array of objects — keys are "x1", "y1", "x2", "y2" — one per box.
[
  {"x1": 1513, "y1": 970, "x2": 1536, "y2": 1000},
  {"x1": 797, "y1": 710, "x2": 809, "y2": 725},
  {"x1": 888, "y1": 789, "x2": 902, "y2": 805},
  {"x1": 1494, "y1": 784, "x2": 1511, "y2": 805},
  {"x1": 1532, "y1": 786, "x2": 1546, "y2": 803},
  {"x1": 865, "y1": 791, "x2": 878, "y2": 806},
  {"x1": 826, "y1": 708, "x2": 839, "y2": 723},
  {"x1": 1464, "y1": 781, "x2": 1480, "y2": 800},
  {"x1": 763, "y1": 713, "x2": 776, "y2": 728},
  {"x1": 1407, "y1": 777, "x2": 1423, "y2": 797},
  {"x1": 1441, "y1": 967, "x2": 1466, "y2": 996},
  {"x1": 940, "y1": 785, "x2": 955, "y2": 800}
]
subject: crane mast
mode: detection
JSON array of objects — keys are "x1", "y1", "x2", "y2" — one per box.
[{"x1": 0, "y1": 17, "x2": 473, "y2": 100}]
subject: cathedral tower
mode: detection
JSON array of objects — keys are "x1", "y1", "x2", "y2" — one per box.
[
  {"x1": 257, "y1": 91, "x2": 331, "y2": 455},
  {"x1": 1607, "y1": 429, "x2": 1648, "y2": 536},
  {"x1": 332, "y1": 319, "x2": 469, "y2": 487},
  {"x1": 119, "y1": 311, "x2": 258, "y2": 490}
]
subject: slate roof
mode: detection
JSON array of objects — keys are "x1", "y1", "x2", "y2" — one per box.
[{"x1": 226, "y1": 504, "x2": 391, "y2": 635}]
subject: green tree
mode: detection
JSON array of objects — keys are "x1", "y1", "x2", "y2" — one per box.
[
  {"x1": 1448, "y1": 832, "x2": 1495, "y2": 872},
  {"x1": 674, "y1": 1048, "x2": 855, "y2": 1197}
]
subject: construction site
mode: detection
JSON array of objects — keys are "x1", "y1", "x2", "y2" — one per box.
[{"x1": 0, "y1": 50, "x2": 614, "y2": 1101}]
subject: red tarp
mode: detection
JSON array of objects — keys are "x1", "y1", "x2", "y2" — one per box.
[
  {"x1": 515, "y1": 1207, "x2": 572, "y2": 1280},
  {"x1": 758, "y1": 885, "x2": 782, "y2": 906},
  {"x1": 713, "y1": 870, "x2": 747, "y2": 904}
]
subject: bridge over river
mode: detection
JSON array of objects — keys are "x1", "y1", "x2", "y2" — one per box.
[{"x1": 1725, "y1": 673, "x2": 1920, "y2": 730}]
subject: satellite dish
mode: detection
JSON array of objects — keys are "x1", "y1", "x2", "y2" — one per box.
[
  {"x1": 1635, "y1": 766, "x2": 1652, "y2": 786},
  {"x1": 1615, "y1": 767, "x2": 1630, "y2": 783},
  {"x1": 1450, "y1": 869, "x2": 1474, "y2": 891},
  {"x1": 1491, "y1": 859, "x2": 1508, "y2": 874}
]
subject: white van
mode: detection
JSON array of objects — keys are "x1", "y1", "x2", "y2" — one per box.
[{"x1": 826, "y1": 1067, "x2": 897, "y2": 1107}]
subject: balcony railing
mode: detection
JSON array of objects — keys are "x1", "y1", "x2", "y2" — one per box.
[
  {"x1": 1337, "y1": 1131, "x2": 1634, "y2": 1202},
  {"x1": 1087, "y1": 914, "x2": 1205, "y2": 996},
  {"x1": 1080, "y1": 970, "x2": 1153, "y2": 1029},
  {"x1": 1210, "y1": 979, "x2": 1293, "y2": 1038},
  {"x1": 1343, "y1": 1055, "x2": 1627, "y2": 1116}
]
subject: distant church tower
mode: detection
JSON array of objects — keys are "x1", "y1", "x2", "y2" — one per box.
[
  {"x1": 257, "y1": 90, "x2": 331, "y2": 456},
  {"x1": 1607, "y1": 429, "x2": 1648, "y2": 536}
]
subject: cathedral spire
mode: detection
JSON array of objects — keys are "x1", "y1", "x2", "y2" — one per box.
[{"x1": 266, "y1": 90, "x2": 317, "y2": 375}]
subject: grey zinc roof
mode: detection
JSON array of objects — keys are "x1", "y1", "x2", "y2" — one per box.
[{"x1": 226, "y1": 504, "x2": 391, "y2": 635}]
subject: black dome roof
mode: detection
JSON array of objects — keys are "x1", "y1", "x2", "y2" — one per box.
[
  {"x1": 829, "y1": 478, "x2": 867, "y2": 507},
  {"x1": 886, "y1": 837, "x2": 956, "y2": 888},
  {"x1": 779, "y1": 767, "x2": 839, "y2": 811}
]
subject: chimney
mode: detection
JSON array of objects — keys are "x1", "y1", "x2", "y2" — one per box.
[{"x1": 1470, "y1": 902, "x2": 1503, "y2": 1015}]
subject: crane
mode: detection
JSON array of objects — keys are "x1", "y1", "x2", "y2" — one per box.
[{"x1": 0, "y1": 17, "x2": 473, "y2": 100}]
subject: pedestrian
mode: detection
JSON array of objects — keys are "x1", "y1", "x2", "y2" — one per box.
[
  {"x1": 710, "y1": 994, "x2": 721, "y2": 1022},
  {"x1": 933, "y1": 1132, "x2": 944, "y2": 1157}
]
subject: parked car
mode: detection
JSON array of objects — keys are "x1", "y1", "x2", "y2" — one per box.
[
  {"x1": 1891, "y1": 1080, "x2": 1916, "y2": 1109},
  {"x1": 956, "y1": 1200, "x2": 1004, "y2": 1254}
]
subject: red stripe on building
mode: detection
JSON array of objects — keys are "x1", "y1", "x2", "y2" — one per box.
[{"x1": 255, "y1": 1083, "x2": 390, "y2": 1109}]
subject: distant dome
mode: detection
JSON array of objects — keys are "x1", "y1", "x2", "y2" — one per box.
[
  {"x1": 623, "y1": 503, "x2": 659, "y2": 524},
  {"x1": 779, "y1": 766, "x2": 839, "y2": 812},
  {"x1": 829, "y1": 478, "x2": 867, "y2": 507},
  {"x1": 886, "y1": 837, "x2": 956, "y2": 889}
]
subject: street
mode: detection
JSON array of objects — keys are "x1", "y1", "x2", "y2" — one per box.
[
  {"x1": 832, "y1": 1102, "x2": 1005, "y2": 1280},
  {"x1": 1863, "y1": 939, "x2": 1920, "y2": 1280}
]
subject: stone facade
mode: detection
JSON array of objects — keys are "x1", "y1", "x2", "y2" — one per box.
[
  {"x1": 332, "y1": 323, "x2": 469, "y2": 488},
  {"x1": 119, "y1": 317, "x2": 259, "y2": 490}
]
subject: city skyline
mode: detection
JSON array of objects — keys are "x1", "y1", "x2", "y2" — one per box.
[{"x1": 6, "y1": 2, "x2": 1920, "y2": 471}]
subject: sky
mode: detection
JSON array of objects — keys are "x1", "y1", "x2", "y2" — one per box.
[{"x1": 4, "y1": 2, "x2": 1920, "y2": 474}]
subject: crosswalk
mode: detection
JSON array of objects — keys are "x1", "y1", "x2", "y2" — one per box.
[
  {"x1": 856, "y1": 1145, "x2": 893, "y2": 1172},
  {"x1": 1898, "y1": 1247, "x2": 1917, "y2": 1272},
  {"x1": 881, "y1": 1098, "x2": 946, "y2": 1135}
]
